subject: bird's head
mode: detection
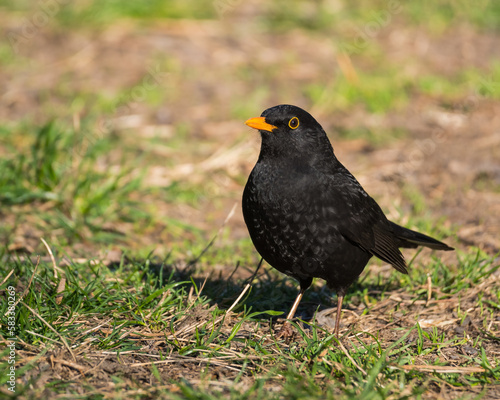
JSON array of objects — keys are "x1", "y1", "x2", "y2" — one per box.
[{"x1": 245, "y1": 104, "x2": 335, "y2": 164}]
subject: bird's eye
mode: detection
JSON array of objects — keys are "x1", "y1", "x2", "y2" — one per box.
[{"x1": 288, "y1": 117, "x2": 300, "y2": 130}]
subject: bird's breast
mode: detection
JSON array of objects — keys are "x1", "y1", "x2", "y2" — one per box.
[{"x1": 244, "y1": 163, "x2": 340, "y2": 272}]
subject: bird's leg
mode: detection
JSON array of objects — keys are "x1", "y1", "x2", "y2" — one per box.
[
  {"x1": 276, "y1": 288, "x2": 306, "y2": 339},
  {"x1": 334, "y1": 295, "x2": 344, "y2": 337},
  {"x1": 285, "y1": 288, "x2": 305, "y2": 321}
]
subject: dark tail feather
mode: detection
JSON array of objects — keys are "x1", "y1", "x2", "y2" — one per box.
[{"x1": 389, "y1": 221, "x2": 454, "y2": 251}]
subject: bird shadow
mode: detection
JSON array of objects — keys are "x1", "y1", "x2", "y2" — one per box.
[{"x1": 110, "y1": 255, "x2": 402, "y2": 326}]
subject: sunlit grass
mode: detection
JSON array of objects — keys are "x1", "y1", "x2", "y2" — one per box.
[{"x1": 0, "y1": 248, "x2": 498, "y2": 398}]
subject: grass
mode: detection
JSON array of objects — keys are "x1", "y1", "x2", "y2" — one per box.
[
  {"x1": 1, "y1": 247, "x2": 498, "y2": 398},
  {"x1": 0, "y1": 114, "x2": 216, "y2": 254},
  {"x1": 305, "y1": 69, "x2": 411, "y2": 115},
  {"x1": 267, "y1": 0, "x2": 500, "y2": 33},
  {"x1": 0, "y1": 0, "x2": 217, "y2": 26},
  {"x1": 0, "y1": 120, "x2": 150, "y2": 247},
  {"x1": 1, "y1": 0, "x2": 500, "y2": 398}
]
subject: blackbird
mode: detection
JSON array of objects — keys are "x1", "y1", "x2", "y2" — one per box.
[{"x1": 242, "y1": 104, "x2": 453, "y2": 337}]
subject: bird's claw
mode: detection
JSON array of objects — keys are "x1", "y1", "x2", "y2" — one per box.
[{"x1": 275, "y1": 321, "x2": 294, "y2": 340}]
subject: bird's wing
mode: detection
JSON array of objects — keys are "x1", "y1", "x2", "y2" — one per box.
[{"x1": 326, "y1": 170, "x2": 409, "y2": 274}]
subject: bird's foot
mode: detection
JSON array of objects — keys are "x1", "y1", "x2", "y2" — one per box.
[{"x1": 275, "y1": 321, "x2": 295, "y2": 340}]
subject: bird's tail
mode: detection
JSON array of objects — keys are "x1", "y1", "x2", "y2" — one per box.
[{"x1": 389, "y1": 221, "x2": 454, "y2": 251}]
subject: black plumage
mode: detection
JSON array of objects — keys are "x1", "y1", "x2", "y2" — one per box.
[{"x1": 242, "y1": 104, "x2": 453, "y2": 336}]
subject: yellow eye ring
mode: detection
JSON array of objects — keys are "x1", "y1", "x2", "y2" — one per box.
[{"x1": 288, "y1": 117, "x2": 299, "y2": 129}]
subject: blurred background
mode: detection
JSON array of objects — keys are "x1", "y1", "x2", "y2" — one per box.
[
  {"x1": 1, "y1": 2, "x2": 500, "y2": 398},
  {"x1": 1, "y1": 0, "x2": 499, "y2": 264}
]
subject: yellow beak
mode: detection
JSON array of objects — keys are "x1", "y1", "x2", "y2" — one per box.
[{"x1": 245, "y1": 117, "x2": 277, "y2": 132}]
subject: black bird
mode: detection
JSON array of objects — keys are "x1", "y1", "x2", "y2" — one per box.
[{"x1": 242, "y1": 104, "x2": 453, "y2": 337}]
